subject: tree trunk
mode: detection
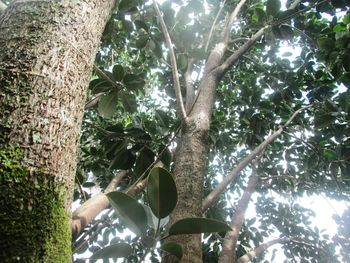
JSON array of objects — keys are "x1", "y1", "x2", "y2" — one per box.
[
  {"x1": 163, "y1": 74, "x2": 219, "y2": 263},
  {"x1": 0, "y1": 0, "x2": 116, "y2": 262}
]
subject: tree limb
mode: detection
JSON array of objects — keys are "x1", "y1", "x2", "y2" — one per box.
[
  {"x1": 204, "y1": 0, "x2": 227, "y2": 53},
  {"x1": 153, "y1": 0, "x2": 187, "y2": 120},
  {"x1": 237, "y1": 237, "x2": 291, "y2": 263},
  {"x1": 71, "y1": 170, "x2": 127, "y2": 238},
  {"x1": 202, "y1": 105, "x2": 313, "y2": 211},
  {"x1": 220, "y1": 0, "x2": 248, "y2": 44},
  {"x1": 219, "y1": 158, "x2": 262, "y2": 263}
]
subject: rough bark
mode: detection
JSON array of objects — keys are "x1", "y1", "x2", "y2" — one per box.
[
  {"x1": 0, "y1": 0, "x2": 116, "y2": 262},
  {"x1": 72, "y1": 170, "x2": 127, "y2": 238},
  {"x1": 163, "y1": 73, "x2": 220, "y2": 263}
]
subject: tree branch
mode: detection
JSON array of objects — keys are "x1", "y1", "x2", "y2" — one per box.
[
  {"x1": 237, "y1": 237, "x2": 291, "y2": 263},
  {"x1": 153, "y1": 0, "x2": 187, "y2": 120},
  {"x1": 219, "y1": 159, "x2": 261, "y2": 263},
  {"x1": 216, "y1": 26, "x2": 267, "y2": 77},
  {"x1": 204, "y1": 0, "x2": 226, "y2": 53},
  {"x1": 220, "y1": 0, "x2": 248, "y2": 44},
  {"x1": 202, "y1": 105, "x2": 313, "y2": 211},
  {"x1": 71, "y1": 170, "x2": 127, "y2": 238}
]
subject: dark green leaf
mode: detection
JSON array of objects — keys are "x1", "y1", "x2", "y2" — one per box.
[
  {"x1": 147, "y1": 167, "x2": 177, "y2": 218},
  {"x1": 119, "y1": 0, "x2": 140, "y2": 12},
  {"x1": 98, "y1": 91, "x2": 118, "y2": 118},
  {"x1": 136, "y1": 34, "x2": 149, "y2": 49},
  {"x1": 119, "y1": 91, "x2": 137, "y2": 113},
  {"x1": 160, "y1": 242, "x2": 183, "y2": 261},
  {"x1": 135, "y1": 147, "x2": 155, "y2": 176},
  {"x1": 107, "y1": 191, "x2": 148, "y2": 236},
  {"x1": 89, "y1": 79, "x2": 113, "y2": 94},
  {"x1": 323, "y1": 149, "x2": 337, "y2": 159},
  {"x1": 90, "y1": 243, "x2": 132, "y2": 260},
  {"x1": 266, "y1": 0, "x2": 281, "y2": 17},
  {"x1": 123, "y1": 74, "x2": 146, "y2": 91},
  {"x1": 169, "y1": 218, "x2": 231, "y2": 236},
  {"x1": 109, "y1": 149, "x2": 136, "y2": 170},
  {"x1": 317, "y1": 37, "x2": 335, "y2": 50},
  {"x1": 112, "y1": 65, "x2": 125, "y2": 82},
  {"x1": 279, "y1": 25, "x2": 294, "y2": 40}
]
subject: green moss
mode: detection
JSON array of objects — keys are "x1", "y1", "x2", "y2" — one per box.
[
  {"x1": 0, "y1": 146, "x2": 71, "y2": 262},
  {"x1": 0, "y1": 145, "x2": 27, "y2": 181}
]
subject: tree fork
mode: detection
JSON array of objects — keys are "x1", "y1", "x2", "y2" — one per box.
[{"x1": 0, "y1": 0, "x2": 116, "y2": 261}]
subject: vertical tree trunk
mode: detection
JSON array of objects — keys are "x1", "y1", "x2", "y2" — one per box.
[
  {"x1": 164, "y1": 74, "x2": 219, "y2": 263},
  {"x1": 0, "y1": 0, "x2": 116, "y2": 261}
]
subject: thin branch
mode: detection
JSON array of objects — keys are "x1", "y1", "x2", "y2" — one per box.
[
  {"x1": 153, "y1": 0, "x2": 187, "y2": 120},
  {"x1": 71, "y1": 170, "x2": 127, "y2": 238},
  {"x1": 220, "y1": 0, "x2": 249, "y2": 44},
  {"x1": 204, "y1": 0, "x2": 227, "y2": 52},
  {"x1": 202, "y1": 105, "x2": 313, "y2": 211},
  {"x1": 237, "y1": 237, "x2": 291, "y2": 263},
  {"x1": 219, "y1": 156, "x2": 262, "y2": 263}
]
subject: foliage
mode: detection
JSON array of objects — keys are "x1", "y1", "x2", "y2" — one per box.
[{"x1": 73, "y1": 0, "x2": 350, "y2": 262}]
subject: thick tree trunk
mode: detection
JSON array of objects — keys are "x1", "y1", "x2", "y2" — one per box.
[
  {"x1": 0, "y1": 0, "x2": 115, "y2": 262},
  {"x1": 163, "y1": 74, "x2": 219, "y2": 263}
]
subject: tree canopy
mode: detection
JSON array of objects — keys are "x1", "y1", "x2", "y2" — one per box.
[{"x1": 25, "y1": 0, "x2": 349, "y2": 262}]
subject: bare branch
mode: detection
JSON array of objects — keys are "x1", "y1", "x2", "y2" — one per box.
[
  {"x1": 219, "y1": 159, "x2": 261, "y2": 263},
  {"x1": 204, "y1": 0, "x2": 227, "y2": 52},
  {"x1": 220, "y1": 0, "x2": 249, "y2": 44},
  {"x1": 202, "y1": 105, "x2": 312, "y2": 211},
  {"x1": 71, "y1": 170, "x2": 127, "y2": 238},
  {"x1": 237, "y1": 237, "x2": 290, "y2": 263},
  {"x1": 153, "y1": 0, "x2": 187, "y2": 120}
]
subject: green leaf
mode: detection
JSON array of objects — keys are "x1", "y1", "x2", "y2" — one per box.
[
  {"x1": 160, "y1": 242, "x2": 183, "y2": 261},
  {"x1": 136, "y1": 34, "x2": 149, "y2": 49},
  {"x1": 123, "y1": 74, "x2": 146, "y2": 91},
  {"x1": 266, "y1": 0, "x2": 281, "y2": 17},
  {"x1": 98, "y1": 91, "x2": 118, "y2": 118},
  {"x1": 143, "y1": 204, "x2": 169, "y2": 230},
  {"x1": 317, "y1": 37, "x2": 335, "y2": 51},
  {"x1": 107, "y1": 191, "x2": 148, "y2": 236},
  {"x1": 147, "y1": 167, "x2": 177, "y2": 219},
  {"x1": 90, "y1": 243, "x2": 132, "y2": 260},
  {"x1": 254, "y1": 8, "x2": 267, "y2": 23},
  {"x1": 119, "y1": 91, "x2": 137, "y2": 113},
  {"x1": 109, "y1": 149, "x2": 136, "y2": 170},
  {"x1": 169, "y1": 218, "x2": 231, "y2": 236},
  {"x1": 119, "y1": 0, "x2": 140, "y2": 12},
  {"x1": 135, "y1": 147, "x2": 155, "y2": 177},
  {"x1": 279, "y1": 25, "x2": 294, "y2": 40},
  {"x1": 112, "y1": 65, "x2": 125, "y2": 82},
  {"x1": 323, "y1": 149, "x2": 337, "y2": 159},
  {"x1": 89, "y1": 78, "x2": 113, "y2": 94}
]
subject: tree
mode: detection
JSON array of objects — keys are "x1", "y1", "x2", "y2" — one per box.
[
  {"x1": 1, "y1": 0, "x2": 350, "y2": 263},
  {"x1": 0, "y1": 0, "x2": 117, "y2": 261}
]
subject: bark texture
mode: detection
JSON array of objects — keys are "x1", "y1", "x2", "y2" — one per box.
[
  {"x1": 163, "y1": 74, "x2": 220, "y2": 263},
  {"x1": 0, "y1": 0, "x2": 116, "y2": 261}
]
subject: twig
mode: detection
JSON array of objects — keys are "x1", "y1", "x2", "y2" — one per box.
[{"x1": 152, "y1": 0, "x2": 187, "y2": 120}]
